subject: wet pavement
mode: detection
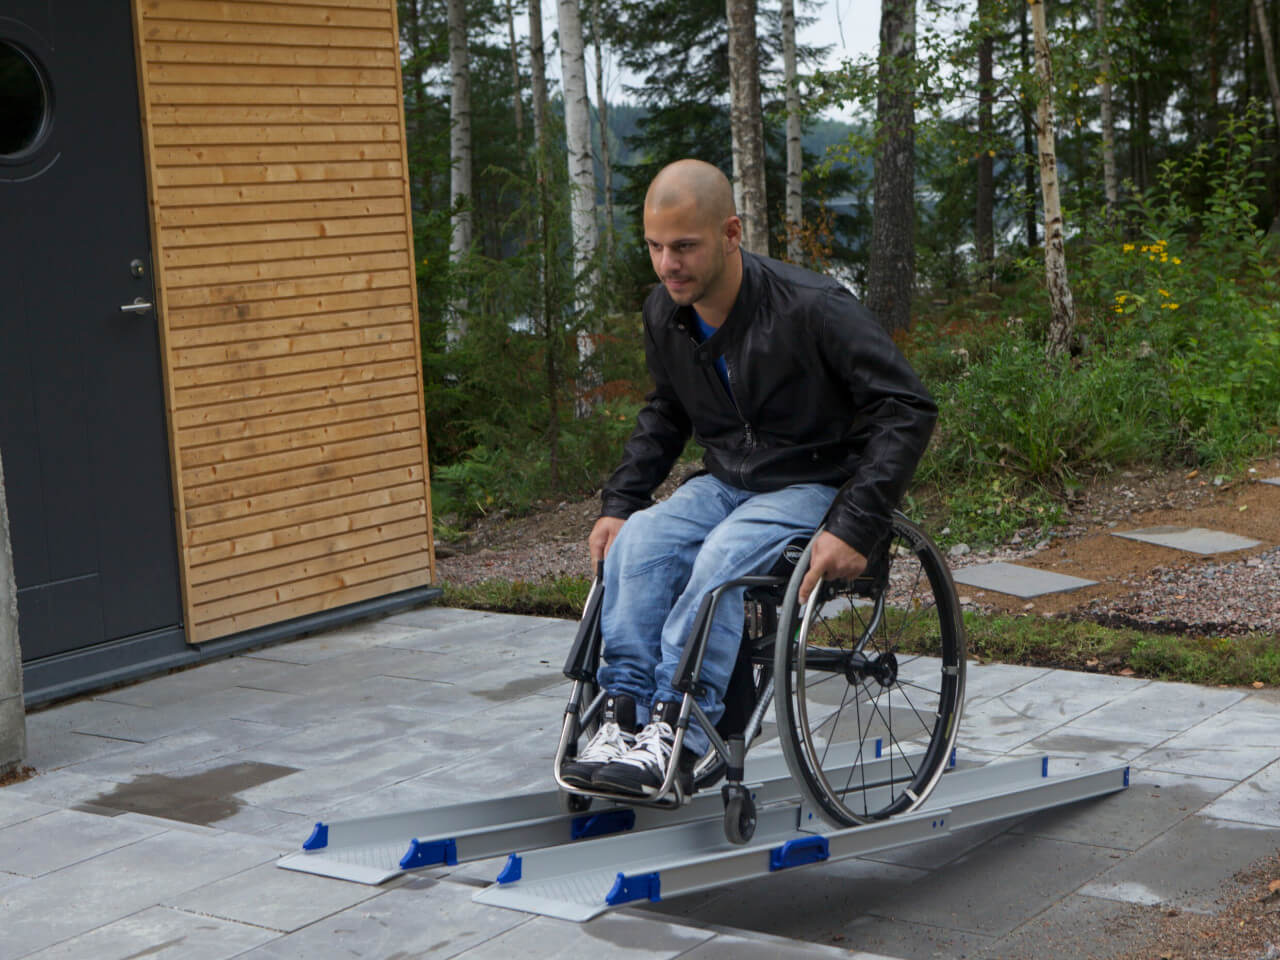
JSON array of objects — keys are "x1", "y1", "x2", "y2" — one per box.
[{"x1": 1, "y1": 603, "x2": 1278, "y2": 959}]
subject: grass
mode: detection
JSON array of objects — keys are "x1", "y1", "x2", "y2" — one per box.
[{"x1": 439, "y1": 580, "x2": 1279, "y2": 689}]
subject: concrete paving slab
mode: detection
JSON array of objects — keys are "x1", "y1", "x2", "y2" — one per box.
[
  {"x1": 952, "y1": 561, "x2": 1096, "y2": 598},
  {"x1": 1011, "y1": 768, "x2": 1232, "y2": 851},
  {"x1": 1137, "y1": 703, "x2": 1280, "y2": 780},
  {"x1": 831, "y1": 914, "x2": 999, "y2": 960},
  {"x1": 1201, "y1": 757, "x2": 1280, "y2": 827},
  {"x1": 451, "y1": 911, "x2": 714, "y2": 959},
  {"x1": 1063, "y1": 680, "x2": 1245, "y2": 741},
  {"x1": 0, "y1": 793, "x2": 55, "y2": 830},
  {"x1": 0, "y1": 828, "x2": 282, "y2": 958},
  {"x1": 677, "y1": 931, "x2": 899, "y2": 959},
  {"x1": 15, "y1": 904, "x2": 278, "y2": 960},
  {"x1": 248, "y1": 621, "x2": 424, "y2": 666},
  {"x1": 1262, "y1": 476, "x2": 1280, "y2": 486},
  {"x1": 1111, "y1": 525, "x2": 1262, "y2": 554},
  {"x1": 853, "y1": 831, "x2": 1121, "y2": 938},
  {"x1": 0, "y1": 807, "x2": 165, "y2": 877},
  {"x1": 166, "y1": 861, "x2": 382, "y2": 932},
  {"x1": 63, "y1": 719, "x2": 298, "y2": 782},
  {"x1": 981, "y1": 892, "x2": 1167, "y2": 960},
  {"x1": 235, "y1": 709, "x2": 470, "y2": 769},
  {"x1": 1078, "y1": 814, "x2": 1280, "y2": 912},
  {"x1": 94, "y1": 655, "x2": 308, "y2": 709},
  {"x1": 23, "y1": 730, "x2": 145, "y2": 772},
  {"x1": 3, "y1": 769, "x2": 136, "y2": 809},
  {"x1": 859, "y1": 817, "x2": 1024, "y2": 871},
  {"x1": 958, "y1": 662, "x2": 1052, "y2": 702},
  {"x1": 230, "y1": 877, "x2": 527, "y2": 959}
]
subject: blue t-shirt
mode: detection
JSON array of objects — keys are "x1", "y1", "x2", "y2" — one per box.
[{"x1": 692, "y1": 310, "x2": 733, "y2": 399}]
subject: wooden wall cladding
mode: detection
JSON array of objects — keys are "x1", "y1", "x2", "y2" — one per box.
[{"x1": 132, "y1": 0, "x2": 435, "y2": 644}]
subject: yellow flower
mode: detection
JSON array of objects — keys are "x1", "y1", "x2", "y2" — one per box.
[
  {"x1": 1158, "y1": 289, "x2": 1170, "y2": 297},
  {"x1": 1149, "y1": 254, "x2": 1156, "y2": 261},
  {"x1": 1169, "y1": 303, "x2": 1179, "y2": 310},
  {"x1": 1161, "y1": 254, "x2": 1168, "y2": 262},
  {"x1": 1173, "y1": 257, "x2": 1182, "y2": 264},
  {"x1": 1122, "y1": 243, "x2": 1135, "y2": 252},
  {"x1": 1114, "y1": 306, "x2": 1123, "y2": 313},
  {"x1": 1116, "y1": 294, "x2": 1127, "y2": 302}
]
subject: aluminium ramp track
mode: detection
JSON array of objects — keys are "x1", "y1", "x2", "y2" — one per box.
[
  {"x1": 278, "y1": 742, "x2": 907, "y2": 884},
  {"x1": 472, "y1": 756, "x2": 1130, "y2": 921}
]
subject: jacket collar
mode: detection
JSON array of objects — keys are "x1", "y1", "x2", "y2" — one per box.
[{"x1": 660, "y1": 250, "x2": 762, "y2": 358}]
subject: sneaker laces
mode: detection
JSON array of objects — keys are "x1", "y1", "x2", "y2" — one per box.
[
  {"x1": 611, "y1": 721, "x2": 675, "y2": 773},
  {"x1": 577, "y1": 721, "x2": 633, "y2": 764}
]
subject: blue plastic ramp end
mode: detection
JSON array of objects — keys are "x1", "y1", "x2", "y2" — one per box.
[
  {"x1": 875, "y1": 738, "x2": 883, "y2": 759},
  {"x1": 1124, "y1": 766, "x2": 1130, "y2": 787},
  {"x1": 571, "y1": 808, "x2": 636, "y2": 841},
  {"x1": 769, "y1": 835, "x2": 829, "y2": 871},
  {"x1": 606, "y1": 871, "x2": 661, "y2": 905},
  {"x1": 1042, "y1": 756, "x2": 1050, "y2": 778},
  {"x1": 496, "y1": 853, "x2": 522, "y2": 885},
  {"x1": 400, "y1": 837, "x2": 458, "y2": 870},
  {"x1": 950, "y1": 746, "x2": 957, "y2": 768},
  {"x1": 302, "y1": 823, "x2": 328, "y2": 851}
]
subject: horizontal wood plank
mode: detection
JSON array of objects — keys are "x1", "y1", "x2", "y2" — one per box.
[
  {"x1": 171, "y1": 338, "x2": 414, "y2": 390},
  {"x1": 143, "y1": 40, "x2": 397, "y2": 68},
  {"x1": 147, "y1": 62, "x2": 397, "y2": 88},
  {"x1": 161, "y1": 232, "x2": 407, "y2": 269},
  {"x1": 190, "y1": 568, "x2": 432, "y2": 643},
  {"x1": 173, "y1": 375, "x2": 420, "y2": 430},
  {"x1": 148, "y1": 84, "x2": 400, "y2": 106},
  {"x1": 190, "y1": 531, "x2": 430, "y2": 606},
  {"x1": 187, "y1": 495, "x2": 425, "y2": 566},
  {"x1": 167, "y1": 266, "x2": 409, "y2": 310},
  {"x1": 168, "y1": 288, "x2": 411, "y2": 331},
  {"x1": 151, "y1": 122, "x2": 400, "y2": 147},
  {"x1": 181, "y1": 427, "x2": 422, "y2": 489},
  {"x1": 183, "y1": 449, "x2": 421, "y2": 524},
  {"x1": 149, "y1": 104, "x2": 401, "y2": 126},
  {"x1": 187, "y1": 479, "x2": 424, "y2": 546},
  {"x1": 159, "y1": 198, "x2": 404, "y2": 231},
  {"x1": 188, "y1": 514, "x2": 426, "y2": 586},
  {"x1": 180, "y1": 406, "x2": 421, "y2": 469},
  {"x1": 165, "y1": 249, "x2": 407, "y2": 289},
  {"x1": 173, "y1": 356, "x2": 418, "y2": 410},
  {"x1": 174, "y1": 323, "x2": 413, "y2": 375},
  {"x1": 153, "y1": 142, "x2": 402, "y2": 168},
  {"x1": 167, "y1": 299, "x2": 411, "y2": 346},
  {"x1": 141, "y1": 0, "x2": 392, "y2": 29},
  {"x1": 159, "y1": 212, "x2": 407, "y2": 249},
  {"x1": 142, "y1": 19, "x2": 391, "y2": 49}
]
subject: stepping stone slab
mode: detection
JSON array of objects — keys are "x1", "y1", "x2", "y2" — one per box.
[
  {"x1": 951, "y1": 562, "x2": 1096, "y2": 598},
  {"x1": 1111, "y1": 525, "x2": 1261, "y2": 554}
]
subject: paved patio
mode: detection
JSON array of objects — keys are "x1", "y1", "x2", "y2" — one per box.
[{"x1": 2, "y1": 604, "x2": 1278, "y2": 959}]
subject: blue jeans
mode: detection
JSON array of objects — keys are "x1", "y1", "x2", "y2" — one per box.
[{"x1": 598, "y1": 474, "x2": 839, "y2": 755}]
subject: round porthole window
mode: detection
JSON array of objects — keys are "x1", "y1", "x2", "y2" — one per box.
[{"x1": 0, "y1": 40, "x2": 52, "y2": 160}]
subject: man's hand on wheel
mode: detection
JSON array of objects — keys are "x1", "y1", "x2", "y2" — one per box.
[
  {"x1": 589, "y1": 516, "x2": 625, "y2": 566},
  {"x1": 798, "y1": 531, "x2": 867, "y2": 606}
]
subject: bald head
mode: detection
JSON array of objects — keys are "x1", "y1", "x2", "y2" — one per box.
[{"x1": 645, "y1": 159, "x2": 736, "y2": 225}]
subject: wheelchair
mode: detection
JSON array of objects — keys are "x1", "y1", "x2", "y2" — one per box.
[{"x1": 552, "y1": 511, "x2": 967, "y2": 844}]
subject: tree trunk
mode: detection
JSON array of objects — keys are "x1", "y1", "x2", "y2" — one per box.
[
  {"x1": 1030, "y1": 0, "x2": 1076, "y2": 360},
  {"x1": 505, "y1": 0, "x2": 525, "y2": 155},
  {"x1": 782, "y1": 0, "x2": 803, "y2": 262},
  {"x1": 1254, "y1": 0, "x2": 1280, "y2": 130},
  {"x1": 727, "y1": 0, "x2": 770, "y2": 253},
  {"x1": 528, "y1": 0, "x2": 559, "y2": 485},
  {"x1": 1019, "y1": 0, "x2": 1038, "y2": 248},
  {"x1": 1096, "y1": 0, "x2": 1118, "y2": 210},
  {"x1": 867, "y1": 0, "x2": 916, "y2": 333},
  {"x1": 589, "y1": 0, "x2": 615, "y2": 264},
  {"x1": 976, "y1": 0, "x2": 995, "y2": 281},
  {"x1": 447, "y1": 0, "x2": 472, "y2": 344},
  {"x1": 0, "y1": 451, "x2": 26, "y2": 778}
]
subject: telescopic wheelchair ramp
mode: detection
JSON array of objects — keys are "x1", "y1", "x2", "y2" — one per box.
[{"x1": 279, "y1": 751, "x2": 1128, "y2": 921}]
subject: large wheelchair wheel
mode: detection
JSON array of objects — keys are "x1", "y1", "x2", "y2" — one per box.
[{"x1": 774, "y1": 514, "x2": 965, "y2": 827}]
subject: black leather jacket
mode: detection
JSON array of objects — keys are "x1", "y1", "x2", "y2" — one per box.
[{"x1": 601, "y1": 251, "x2": 937, "y2": 557}]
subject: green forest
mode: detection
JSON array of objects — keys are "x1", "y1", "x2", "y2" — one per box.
[{"x1": 402, "y1": 0, "x2": 1280, "y2": 550}]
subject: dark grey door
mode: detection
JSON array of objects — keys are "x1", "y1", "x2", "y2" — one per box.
[{"x1": 1, "y1": 2, "x2": 182, "y2": 661}]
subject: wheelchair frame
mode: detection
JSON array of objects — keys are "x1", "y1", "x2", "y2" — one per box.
[{"x1": 553, "y1": 512, "x2": 966, "y2": 844}]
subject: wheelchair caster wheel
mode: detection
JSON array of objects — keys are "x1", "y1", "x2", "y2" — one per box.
[
  {"x1": 721, "y1": 785, "x2": 756, "y2": 845},
  {"x1": 558, "y1": 790, "x2": 591, "y2": 814}
]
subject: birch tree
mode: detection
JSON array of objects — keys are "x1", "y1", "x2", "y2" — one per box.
[
  {"x1": 782, "y1": 0, "x2": 803, "y2": 262},
  {"x1": 558, "y1": 0, "x2": 599, "y2": 285},
  {"x1": 589, "y1": 0, "x2": 615, "y2": 263},
  {"x1": 867, "y1": 0, "x2": 916, "y2": 332},
  {"x1": 1253, "y1": 0, "x2": 1280, "y2": 131},
  {"x1": 1096, "y1": 0, "x2": 1118, "y2": 210},
  {"x1": 727, "y1": 0, "x2": 770, "y2": 253},
  {"x1": 1029, "y1": 0, "x2": 1076, "y2": 360},
  {"x1": 976, "y1": 0, "x2": 995, "y2": 280},
  {"x1": 504, "y1": 0, "x2": 525, "y2": 155},
  {"x1": 447, "y1": 0, "x2": 472, "y2": 343}
]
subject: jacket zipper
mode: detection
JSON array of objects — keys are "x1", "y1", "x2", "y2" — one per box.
[{"x1": 724, "y1": 355, "x2": 755, "y2": 487}]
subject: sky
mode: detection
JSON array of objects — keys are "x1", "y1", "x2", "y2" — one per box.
[{"x1": 529, "y1": 0, "x2": 883, "y2": 122}]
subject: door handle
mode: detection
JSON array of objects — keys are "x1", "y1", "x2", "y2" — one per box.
[{"x1": 120, "y1": 298, "x2": 153, "y2": 315}]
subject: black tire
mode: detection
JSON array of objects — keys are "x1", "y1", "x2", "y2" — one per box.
[
  {"x1": 722, "y1": 786, "x2": 757, "y2": 844},
  {"x1": 558, "y1": 790, "x2": 591, "y2": 814},
  {"x1": 774, "y1": 514, "x2": 965, "y2": 827}
]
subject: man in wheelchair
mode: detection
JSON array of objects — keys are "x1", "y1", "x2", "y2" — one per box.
[{"x1": 562, "y1": 159, "x2": 937, "y2": 800}]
